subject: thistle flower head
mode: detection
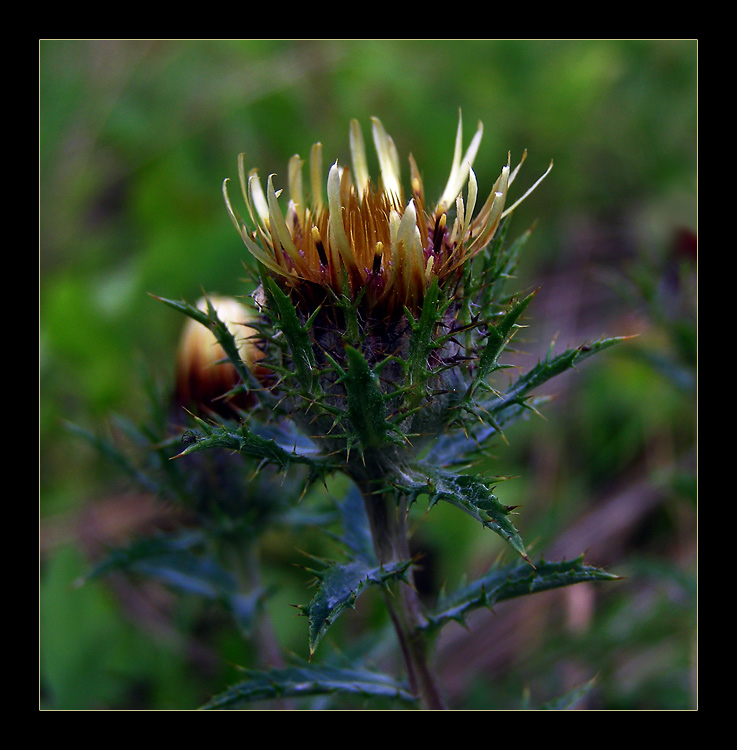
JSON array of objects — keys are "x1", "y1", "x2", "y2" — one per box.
[
  {"x1": 219, "y1": 115, "x2": 553, "y2": 471},
  {"x1": 223, "y1": 113, "x2": 551, "y2": 320}
]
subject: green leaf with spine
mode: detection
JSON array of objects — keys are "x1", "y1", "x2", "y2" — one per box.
[
  {"x1": 423, "y1": 555, "x2": 620, "y2": 634},
  {"x1": 393, "y1": 329, "x2": 628, "y2": 563},
  {"x1": 433, "y1": 335, "x2": 630, "y2": 465},
  {"x1": 469, "y1": 221, "x2": 531, "y2": 316},
  {"x1": 398, "y1": 277, "x2": 473, "y2": 436},
  {"x1": 492, "y1": 336, "x2": 629, "y2": 411},
  {"x1": 296, "y1": 489, "x2": 413, "y2": 655},
  {"x1": 337, "y1": 344, "x2": 407, "y2": 456},
  {"x1": 68, "y1": 389, "x2": 316, "y2": 533},
  {"x1": 297, "y1": 555, "x2": 413, "y2": 657},
  {"x1": 481, "y1": 336, "x2": 630, "y2": 437},
  {"x1": 259, "y1": 273, "x2": 322, "y2": 396},
  {"x1": 201, "y1": 665, "x2": 416, "y2": 709},
  {"x1": 470, "y1": 288, "x2": 538, "y2": 395},
  {"x1": 174, "y1": 413, "x2": 337, "y2": 485},
  {"x1": 391, "y1": 464, "x2": 531, "y2": 563},
  {"x1": 403, "y1": 278, "x2": 447, "y2": 405}
]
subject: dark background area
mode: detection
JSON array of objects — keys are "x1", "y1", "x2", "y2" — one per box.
[{"x1": 40, "y1": 39, "x2": 697, "y2": 710}]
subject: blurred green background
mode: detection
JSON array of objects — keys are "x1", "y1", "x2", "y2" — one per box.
[{"x1": 40, "y1": 39, "x2": 697, "y2": 710}]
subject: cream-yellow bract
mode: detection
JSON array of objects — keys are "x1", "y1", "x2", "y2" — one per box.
[{"x1": 223, "y1": 114, "x2": 551, "y2": 318}]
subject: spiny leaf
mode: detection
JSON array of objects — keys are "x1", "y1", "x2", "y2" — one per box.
[
  {"x1": 405, "y1": 278, "x2": 444, "y2": 399},
  {"x1": 394, "y1": 465, "x2": 530, "y2": 563},
  {"x1": 341, "y1": 345, "x2": 403, "y2": 453},
  {"x1": 487, "y1": 336, "x2": 629, "y2": 421},
  {"x1": 433, "y1": 337, "x2": 628, "y2": 466},
  {"x1": 424, "y1": 556, "x2": 620, "y2": 634},
  {"x1": 174, "y1": 416, "x2": 336, "y2": 483},
  {"x1": 455, "y1": 336, "x2": 630, "y2": 449},
  {"x1": 260, "y1": 274, "x2": 318, "y2": 395},
  {"x1": 472, "y1": 289, "x2": 537, "y2": 390},
  {"x1": 201, "y1": 665, "x2": 417, "y2": 709},
  {"x1": 295, "y1": 487, "x2": 411, "y2": 656},
  {"x1": 301, "y1": 555, "x2": 413, "y2": 656},
  {"x1": 463, "y1": 220, "x2": 529, "y2": 316}
]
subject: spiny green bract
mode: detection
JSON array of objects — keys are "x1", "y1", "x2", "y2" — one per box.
[{"x1": 250, "y1": 269, "x2": 502, "y2": 464}]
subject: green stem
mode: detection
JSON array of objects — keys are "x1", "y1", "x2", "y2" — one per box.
[
  {"x1": 361, "y1": 489, "x2": 446, "y2": 710},
  {"x1": 238, "y1": 545, "x2": 286, "y2": 670},
  {"x1": 225, "y1": 538, "x2": 296, "y2": 710}
]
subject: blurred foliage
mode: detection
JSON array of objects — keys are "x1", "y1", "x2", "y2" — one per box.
[{"x1": 40, "y1": 39, "x2": 697, "y2": 710}]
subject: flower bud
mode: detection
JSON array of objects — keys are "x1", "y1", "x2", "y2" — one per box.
[{"x1": 174, "y1": 295, "x2": 265, "y2": 418}]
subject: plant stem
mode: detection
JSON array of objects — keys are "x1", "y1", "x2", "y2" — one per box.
[
  {"x1": 361, "y1": 489, "x2": 446, "y2": 710},
  {"x1": 226, "y1": 538, "x2": 297, "y2": 709}
]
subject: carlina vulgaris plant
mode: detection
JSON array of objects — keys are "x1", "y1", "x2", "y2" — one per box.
[{"x1": 162, "y1": 112, "x2": 626, "y2": 710}]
